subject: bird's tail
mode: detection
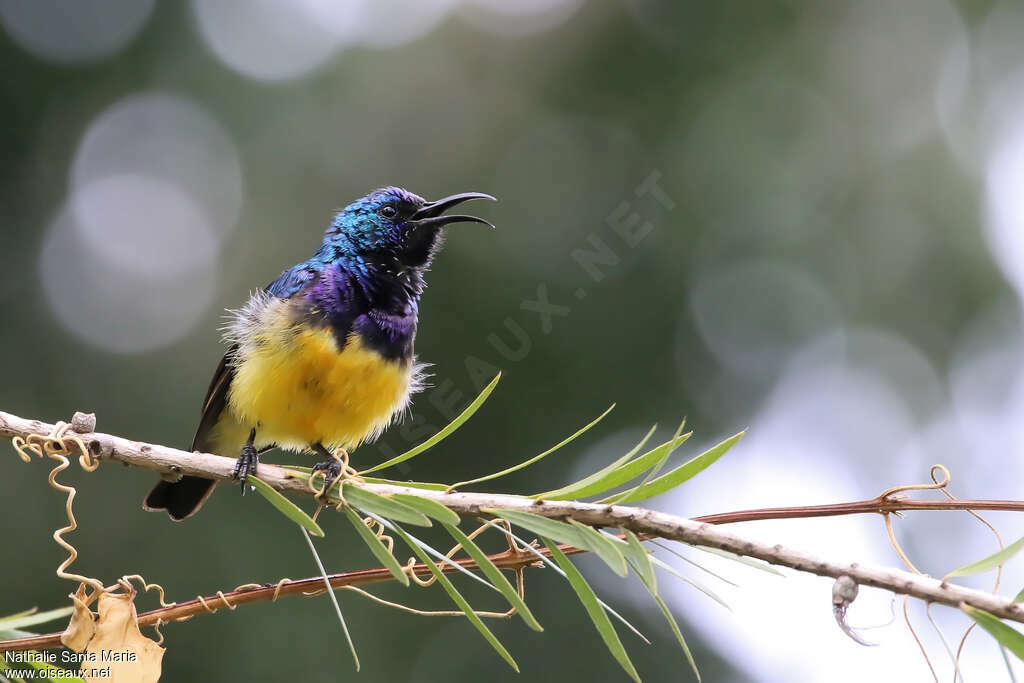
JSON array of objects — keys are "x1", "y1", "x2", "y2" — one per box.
[{"x1": 143, "y1": 476, "x2": 217, "y2": 521}]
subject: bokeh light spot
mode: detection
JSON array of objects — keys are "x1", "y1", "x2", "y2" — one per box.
[
  {"x1": 72, "y1": 92, "x2": 244, "y2": 240},
  {"x1": 0, "y1": 0, "x2": 154, "y2": 65},
  {"x1": 688, "y1": 261, "x2": 841, "y2": 381},
  {"x1": 40, "y1": 177, "x2": 218, "y2": 353}
]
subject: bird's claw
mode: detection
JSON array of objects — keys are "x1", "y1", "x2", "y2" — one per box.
[
  {"x1": 233, "y1": 444, "x2": 260, "y2": 495},
  {"x1": 311, "y1": 458, "x2": 343, "y2": 500}
]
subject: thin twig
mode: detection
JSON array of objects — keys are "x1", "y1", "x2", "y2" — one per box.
[{"x1": 0, "y1": 535, "x2": 577, "y2": 653}]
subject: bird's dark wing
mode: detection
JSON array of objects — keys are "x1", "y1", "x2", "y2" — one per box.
[
  {"x1": 191, "y1": 264, "x2": 318, "y2": 452},
  {"x1": 266, "y1": 263, "x2": 318, "y2": 298},
  {"x1": 191, "y1": 347, "x2": 236, "y2": 452},
  {"x1": 191, "y1": 265, "x2": 318, "y2": 451}
]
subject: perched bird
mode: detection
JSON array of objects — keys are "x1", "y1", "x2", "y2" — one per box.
[{"x1": 144, "y1": 187, "x2": 495, "y2": 520}]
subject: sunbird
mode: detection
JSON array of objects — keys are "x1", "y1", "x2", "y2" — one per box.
[{"x1": 144, "y1": 187, "x2": 495, "y2": 520}]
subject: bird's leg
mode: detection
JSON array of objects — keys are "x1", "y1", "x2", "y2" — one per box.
[
  {"x1": 233, "y1": 428, "x2": 260, "y2": 494},
  {"x1": 311, "y1": 443, "x2": 345, "y2": 501}
]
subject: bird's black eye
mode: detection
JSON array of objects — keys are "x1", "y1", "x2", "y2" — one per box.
[{"x1": 379, "y1": 205, "x2": 398, "y2": 219}]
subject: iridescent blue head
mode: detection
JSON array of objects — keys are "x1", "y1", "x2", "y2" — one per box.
[{"x1": 325, "y1": 187, "x2": 495, "y2": 269}]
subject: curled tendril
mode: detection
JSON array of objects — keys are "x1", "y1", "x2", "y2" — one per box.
[
  {"x1": 12, "y1": 421, "x2": 104, "y2": 593},
  {"x1": 304, "y1": 447, "x2": 363, "y2": 507},
  {"x1": 876, "y1": 464, "x2": 1006, "y2": 681}
]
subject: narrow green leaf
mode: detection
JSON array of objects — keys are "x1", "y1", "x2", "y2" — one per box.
[
  {"x1": 490, "y1": 509, "x2": 632, "y2": 577},
  {"x1": 362, "y1": 477, "x2": 448, "y2": 491},
  {"x1": 621, "y1": 531, "x2": 656, "y2": 591},
  {"x1": 391, "y1": 494, "x2": 461, "y2": 526},
  {"x1": 606, "y1": 432, "x2": 745, "y2": 504},
  {"x1": 248, "y1": 475, "x2": 324, "y2": 537},
  {"x1": 1015, "y1": 587, "x2": 1024, "y2": 603},
  {"x1": 344, "y1": 486, "x2": 431, "y2": 527},
  {"x1": 962, "y1": 605, "x2": 1024, "y2": 661},
  {"x1": 650, "y1": 540, "x2": 738, "y2": 587},
  {"x1": 362, "y1": 373, "x2": 501, "y2": 474},
  {"x1": 0, "y1": 607, "x2": 74, "y2": 631},
  {"x1": 603, "y1": 421, "x2": 686, "y2": 505},
  {"x1": 449, "y1": 404, "x2": 615, "y2": 491},
  {"x1": 0, "y1": 628, "x2": 35, "y2": 641},
  {"x1": 537, "y1": 424, "x2": 658, "y2": 500},
  {"x1": 443, "y1": 523, "x2": 543, "y2": 631},
  {"x1": 569, "y1": 520, "x2": 628, "y2": 577},
  {"x1": 548, "y1": 431, "x2": 691, "y2": 503},
  {"x1": 0, "y1": 608, "x2": 38, "y2": 622},
  {"x1": 649, "y1": 556, "x2": 731, "y2": 611},
  {"x1": 479, "y1": 519, "x2": 651, "y2": 644},
  {"x1": 24, "y1": 659, "x2": 84, "y2": 682},
  {"x1": 390, "y1": 523, "x2": 520, "y2": 672},
  {"x1": 343, "y1": 507, "x2": 409, "y2": 587},
  {"x1": 692, "y1": 545, "x2": 784, "y2": 576},
  {"x1": 302, "y1": 528, "x2": 360, "y2": 670},
  {"x1": 284, "y1": 466, "x2": 449, "y2": 492},
  {"x1": 650, "y1": 588, "x2": 700, "y2": 680},
  {"x1": 487, "y1": 509, "x2": 590, "y2": 548},
  {"x1": 543, "y1": 538, "x2": 641, "y2": 683},
  {"x1": 627, "y1": 559, "x2": 700, "y2": 681},
  {"x1": 946, "y1": 536, "x2": 1024, "y2": 579}
]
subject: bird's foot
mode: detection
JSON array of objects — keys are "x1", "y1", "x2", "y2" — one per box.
[
  {"x1": 233, "y1": 444, "x2": 260, "y2": 494},
  {"x1": 310, "y1": 445, "x2": 360, "y2": 505},
  {"x1": 311, "y1": 457, "x2": 343, "y2": 501}
]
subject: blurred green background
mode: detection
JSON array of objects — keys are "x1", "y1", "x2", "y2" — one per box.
[{"x1": 4, "y1": 0, "x2": 1024, "y2": 681}]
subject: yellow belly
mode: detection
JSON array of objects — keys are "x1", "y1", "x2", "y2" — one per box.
[{"x1": 222, "y1": 324, "x2": 412, "y2": 453}]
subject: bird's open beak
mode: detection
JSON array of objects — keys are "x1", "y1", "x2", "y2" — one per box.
[{"x1": 411, "y1": 192, "x2": 497, "y2": 229}]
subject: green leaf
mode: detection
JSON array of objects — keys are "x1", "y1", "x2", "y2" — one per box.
[
  {"x1": 1015, "y1": 587, "x2": 1024, "y2": 603},
  {"x1": 961, "y1": 605, "x2": 1024, "y2": 661},
  {"x1": 362, "y1": 372, "x2": 501, "y2": 474},
  {"x1": 651, "y1": 589, "x2": 700, "y2": 680},
  {"x1": 284, "y1": 467, "x2": 449, "y2": 492},
  {"x1": 302, "y1": 528, "x2": 360, "y2": 670},
  {"x1": 621, "y1": 531, "x2": 656, "y2": 590},
  {"x1": 649, "y1": 556, "x2": 731, "y2": 611},
  {"x1": 627, "y1": 559, "x2": 700, "y2": 681},
  {"x1": 0, "y1": 628, "x2": 35, "y2": 641},
  {"x1": 487, "y1": 509, "x2": 590, "y2": 547},
  {"x1": 602, "y1": 422, "x2": 685, "y2": 505},
  {"x1": 0, "y1": 608, "x2": 38, "y2": 622},
  {"x1": 390, "y1": 523, "x2": 519, "y2": 672},
  {"x1": 543, "y1": 538, "x2": 641, "y2": 683},
  {"x1": 537, "y1": 424, "x2": 658, "y2": 500},
  {"x1": 692, "y1": 545, "x2": 784, "y2": 576},
  {"x1": 0, "y1": 606, "x2": 74, "y2": 631},
  {"x1": 488, "y1": 509, "x2": 630, "y2": 577},
  {"x1": 390, "y1": 494, "x2": 461, "y2": 526},
  {"x1": 569, "y1": 520, "x2": 628, "y2": 577},
  {"x1": 443, "y1": 523, "x2": 543, "y2": 631},
  {"x1": 650, "y1": 540, "x2": 738, "y2": 587},
  {"x1": 248, "y1": 475, "x2": 324, "y2": 537},
  {"x1": 24, "y1": 659, "x2": 84, "y2": 682},
  {"x1": 478, "y1": 519, "x2": 651, "y2": 644},
  {"x1": 548, "y1": 430, "x2": 691, "y2": 504},
  {"x1": 343, "y1": 507, "x2": 409, "y2": 587},
  {"x1": 605, "y1": 431, "x2": 745, "y2": 504},
  {"x1": 946, "y1": 536, "x2": 1024, "y2": 579},
  {"x1": 449, "y1": 404, "x2": 615, "y2": 491},
  {"x1": 343, "y1": 486, "x2": 432, "y2": 527},
  {"x1": 362, "y1": 477, "x2": 449, "y2": 491}
]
